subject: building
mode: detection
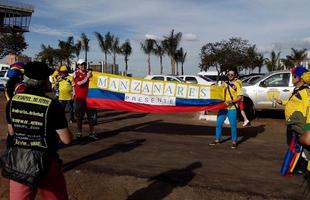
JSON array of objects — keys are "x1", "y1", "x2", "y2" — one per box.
[
  {"x1": 6, "y1": 53, "x2": 31, "y2": 65},
  {"x1": 0, "y1": 0, "x2": 34, "y2": 33},
  {"x1": 300, "y1": 51, "x2": 310, "y2": 69}
]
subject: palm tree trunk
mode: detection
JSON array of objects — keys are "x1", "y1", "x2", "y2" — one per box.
[
  {"x1": 148, "y1": 54, "x2": 151, "y2": 75},
  {"x1": 113, "y1": 52, "x2": 116, "y2": 74},
  {"x1": 85, "y1": 51, "x2": 87, "y2": 63},
  {"x1": 170, "y1": 58, "x2": 174, "y2": 75},
  {"x1": 176, "y1": 62, "x2": 179, "y2": 75},
  {"x1": 181, "y1": 63, "x2": 184, "y2": 75},
  {"x1": 125, "y1": 56, "x2": 128, "y2": 76},
  {"x1": 104, "y1": 53, "x2": 108, "y2": 73},
  {"x1": 160, "y1": 56, "x2": 163, "y2": 75}
]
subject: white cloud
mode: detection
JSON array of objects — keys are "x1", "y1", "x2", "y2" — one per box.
[
  {"x1": 145, "y1": 34, "x2": 163, "y2": 41},
  {"x1": 30, "y1": 25, "x2": 74, "y2": 37},
  {"x1": 183, "y1": 33, "x2": 198, "y2": 41}
]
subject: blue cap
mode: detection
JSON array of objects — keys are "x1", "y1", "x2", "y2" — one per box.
[{"x1": 291, "y1": 65, "x2": 309, "y2": 77}]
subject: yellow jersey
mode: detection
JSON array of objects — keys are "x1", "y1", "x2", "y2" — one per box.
[
  {"x1": 58, "y1": 75, "x2": 74, "y2": 100},
  {"x1": 223, "y1": 79, "x2": 243, "y2": 110},
  {"x1": 283, "y1": 86, "x2": 310, "y2": 123}
]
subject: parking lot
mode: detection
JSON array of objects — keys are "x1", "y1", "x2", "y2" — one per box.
[{"x1": 0, "y1": 93, "x2": 308, "y2": 200}]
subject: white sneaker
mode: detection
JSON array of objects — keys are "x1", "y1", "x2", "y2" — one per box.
[
  {"x1": 243, "y1": 120, "x2": 251, "y2": 127},
  {"x1": 89, "y1": 132, "x2": 99, "y2": 140}
]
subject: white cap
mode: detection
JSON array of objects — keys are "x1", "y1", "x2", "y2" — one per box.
[{"x1": 77, "y1": 59, "x2": 86, "y2": 65}]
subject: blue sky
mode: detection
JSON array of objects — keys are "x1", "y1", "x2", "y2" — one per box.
[{"x1": 13, "y1": 0, "x2": 310, "y2": 77}]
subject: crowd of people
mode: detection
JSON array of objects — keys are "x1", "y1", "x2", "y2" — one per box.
[{"x1": 0, "y1": 60, "x2": 310, "y2": 199}]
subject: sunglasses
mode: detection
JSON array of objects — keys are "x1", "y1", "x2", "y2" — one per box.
[{"x1": 227, "y1": 74, "x2": 235, "y2": 76}]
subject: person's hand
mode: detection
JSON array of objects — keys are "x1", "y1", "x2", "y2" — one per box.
[
  {"x1": 300, "y1": 130, "x2": 310, "y2": 146},
  {"x1": 273, "y1": 98, "x2": 282, "y2": 105},
  {"x1": 225, "y1": 100, "x2": 232, "y2": 105},
  {"x1": 87, "y1": 71, "x2": 92, "y2": 78}
]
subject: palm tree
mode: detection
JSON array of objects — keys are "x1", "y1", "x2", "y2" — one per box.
[
  {"x1": 162, "y1": 29, "x2": 182, "y2": 75},
  {"x1": 141, "y1": 39, "x2": 155, "y2": 75},
  {"x1": 36, "y1": 44, "x2": 55, "y2": 66},
  {"x1": 75, "y1": 40, "x2": 82, "y2": 60},
  {"x1": 286, "y1": 48, "x2": 307, "y2": 68},
  {"x1": 178, "y1": 48, "x2": 187, "y2": 75},
  {"x1": 120, "y1": 39, "x2": 132, "y2": 75},
  {"x1": 58, "y1": 36, "x2": 75, "y2": 66},
  {"x1": 94, "y1": 32, "x2": 112, "y2": 72},
  {"x1": 265, "y1": 51, "x2": 281, "y2": 72},
  {"x1": 111, "y1": 36, "x2": 121, "y2": 74},
  {"x1": 153, "y1": 41, "x2": 165, "y2": 75},
  {"x1": 80, "y1": 33, "x2": 90, "y2": 63}
]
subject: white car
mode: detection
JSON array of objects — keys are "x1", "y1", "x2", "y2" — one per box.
[
  {"x1": 0, "y1": 70, "x2": 8, "y2": 90},
  {"x1": 178, "y1": 75, "x2": 215, "y2": 85},
  {"x1": 144, "y1": 75, "x2": 185, "y2": 82},
  {"x1": 242, "y1": 70, "x2": 295, "y2": 119}
]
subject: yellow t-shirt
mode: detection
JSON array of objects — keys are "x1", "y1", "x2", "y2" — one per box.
[
  {"x1": 223, "y1": 79, "x2": 243, "y2": 110},
  {"x1": 58, "y1": 75, "x2": 74, "y2": 100},
  {"x1": 284, "y1": 87, "x2": 310, "y2": 123}
]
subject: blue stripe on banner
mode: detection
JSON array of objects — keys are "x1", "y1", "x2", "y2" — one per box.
[
  {"x1": 175, "y1": 98, "x2": 222, "y2": 106},
  {"x1": 87, "y1": 88, "x2": 223, "y2": 106},
  {"x1": 88, "y1": 88, "x2": 125, "y2": 100}
]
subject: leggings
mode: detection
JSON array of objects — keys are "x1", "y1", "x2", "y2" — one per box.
[{"x1": 215, "y1": 109, "x2": 238, "y2": 142}]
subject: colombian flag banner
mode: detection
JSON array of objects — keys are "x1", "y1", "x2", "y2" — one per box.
[{"x1": 87, "y1": 72, "x2": 227, "y2": 113}]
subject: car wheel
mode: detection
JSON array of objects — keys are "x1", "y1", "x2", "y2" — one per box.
[{"x1": 243, "y1": 97, "x2": 256, "y2": 121}]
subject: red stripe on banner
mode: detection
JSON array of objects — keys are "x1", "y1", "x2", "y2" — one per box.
[{"x1": 87, "y1": 98, "x2": 227, "y2": 113}]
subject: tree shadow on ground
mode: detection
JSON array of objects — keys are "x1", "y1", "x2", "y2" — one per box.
[
  {"x1": 127, "y1": 161, "x2": 202, "y2": 200},
  {"x1": 63, "y1": 139, "x2": 146, "y2": 172},
  {"x1": 60, "y1": 120, "x2": 162, "y2": 149}
]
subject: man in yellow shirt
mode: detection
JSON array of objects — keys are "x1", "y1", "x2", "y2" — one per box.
[
  {"x1": 275, "y1": 66, "x2": 310, "y2": 144},
  {"x1": 56, "y1": 65, "x2": 75, "y2": 123},
  {"x1": 209, "y1": 69, "x2": 243, "y2": 149},
  {"x1": 275, "y1": 66, "x2": 310, "y2": 175}
]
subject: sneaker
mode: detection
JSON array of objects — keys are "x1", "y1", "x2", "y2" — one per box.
[
  {"x1": 69, "y1": 119, "x2": 76, "y2": 123},
  {"x1": 75, "y1": 133, "x2": 82, "y2": 139},
  {"x1": 209, "y1": 140, "x2": 220, "y2": 146},
  {"x1": 231, "y1": 142, "x2": 237, "y2": 149},
  {"x1": 242, "y1": 120, "x2": 251, "y2": 127},
  {"x1": 89, "y1": 132, "x2": 99, "y2": 140}
]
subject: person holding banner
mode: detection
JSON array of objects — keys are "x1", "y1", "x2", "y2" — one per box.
[
  {"x1": 73, "y1": 59, "x2": 98, "y2": 140},
  {"x1": 209, "y1": 69, "x2": 243, "y2": 149}
]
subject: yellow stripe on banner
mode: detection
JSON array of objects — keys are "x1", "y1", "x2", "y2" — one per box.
[
  {"x1": 12, "y1": 94, "x2": 52, "y2": 106},
  {"x1": 290, "y1": 153, "x2": 301, "y2": 173},
  {"x1": 90, "y1": 72, "x2": 224, "y2": 100}
]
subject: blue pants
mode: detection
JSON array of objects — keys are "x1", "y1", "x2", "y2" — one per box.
[{"x1": 215, "y1": 109, "x2": 238, "y2": 142}]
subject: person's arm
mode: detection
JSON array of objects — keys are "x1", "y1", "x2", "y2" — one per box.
[{"x1": 56, "y1": 128, "x2": 73, "y2": 144}]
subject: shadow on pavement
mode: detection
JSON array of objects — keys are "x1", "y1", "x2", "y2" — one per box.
[
  {"x1": 60, "y1": 120, "x2": 162, "y2": 149},
  {"x1": 63, "y1": 139, "x2": 146, "y2": 172},
  {"x1": 127, "y1": 161, "x2": 202, "y2": 200},
  {"x1": 238, "y1": 125, "x2": 265, "y2": 145},
  {"x1": 97, "y1": 113, "x2": 149, "y2": 124}
]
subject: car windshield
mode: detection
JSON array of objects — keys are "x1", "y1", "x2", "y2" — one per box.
[
  {"x1": 0, "y1": 70, "x2": 6, "y2": 77},
  {"x1": 198, "y1": 75, "x2": 213, "y2": 82}
]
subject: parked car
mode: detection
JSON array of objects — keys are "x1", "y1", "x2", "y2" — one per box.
[
  {"x1": 242, "y1": 70, "x2": 295, "y2": 119},
  {"x1": 178, "y1": 75, "x2": 215, "y2": 85},
  {"x1": 0, "y1": 70, "x2": 8, "y2": 91},
  {"x1": 197, "y1": 71, "x2": 219, "y2": 81},
  {"x1": 241, "y1": 74, "x2": 265, "y2": 85},
  {"x1": 144, "y1": 75, "x2": 185, "y2": 82}
]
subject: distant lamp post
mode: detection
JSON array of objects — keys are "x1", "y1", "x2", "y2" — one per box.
[
  {"x1": 100, "y1": 61, "x2": 104, "y2": 73},
  {"x1": 87, "y1": 61, "x2": 93, "y2": 69}
]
